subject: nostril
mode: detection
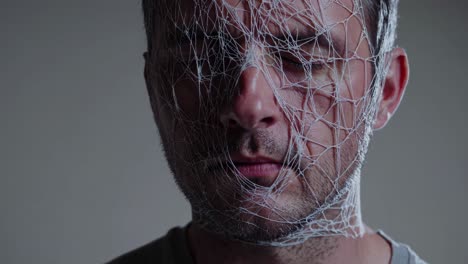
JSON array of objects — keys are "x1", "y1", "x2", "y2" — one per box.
[
  {"x1": 222, "y1": 115, "x2": 277, "y2": 129},
  {"x1": 228, "y1": 118, "x2": 238, "y2": 127},
  {"x1": 220, "y1": 112, "x2": 242, "y2": 128},
  {"x1": 261, "y1": 116, "x2": 275, "y2": 126}
]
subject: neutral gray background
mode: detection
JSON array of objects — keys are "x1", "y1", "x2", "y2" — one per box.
[{"x1": 1, "y1": 1, "x2": 467, "y2": 263}]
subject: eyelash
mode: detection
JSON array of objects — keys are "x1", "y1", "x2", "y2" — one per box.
[{"x1": 280, "y1": 54, "x2": 326, "y2": 72}]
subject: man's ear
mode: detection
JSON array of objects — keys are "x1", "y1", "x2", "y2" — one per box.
[{"x1": 373, "y1": 47, "x2": 410, "y2": 130}]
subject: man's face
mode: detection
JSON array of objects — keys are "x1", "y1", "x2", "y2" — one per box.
[{"x1": 146, "y1": 0, "x2": 376, "y2": 244}]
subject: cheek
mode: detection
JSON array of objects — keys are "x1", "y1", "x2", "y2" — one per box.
[
  {"x1": 278, "y1": 63, "x2": 371, "y2": 159},
  {"x1": 174, "y1": 79, "x2": 201, "y2": 116},
  {"x1": 338, "y1": 59, "x2": 374, "y2": 128},
  {"x1": 278, "y1": 88, "x2": 335, "y2": 157}
]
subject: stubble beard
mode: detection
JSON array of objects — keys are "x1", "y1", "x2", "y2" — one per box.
[{"x1": 158, "y1": 120, "x2": 365, "y2": 244}]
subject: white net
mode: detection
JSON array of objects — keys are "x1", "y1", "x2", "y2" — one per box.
[{"x1": 144, "y1": 0, "x2": 399, "y2": 246}]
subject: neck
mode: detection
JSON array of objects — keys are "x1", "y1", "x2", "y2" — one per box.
[{"x1": 186, "y1": 222, "x2": 392, "y2": 264}]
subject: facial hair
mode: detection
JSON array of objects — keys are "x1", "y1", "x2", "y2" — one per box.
[{"x1": 158, "y1": 116, "x2": 363, "y2": 244}]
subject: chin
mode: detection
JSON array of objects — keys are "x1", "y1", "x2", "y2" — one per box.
[
  {"x1": 195, "y1": 206, "x2": 306, "y2": 244},
  {"x1": 176, "y1": 146, "x2": 363, "y2": 244},
  {"x1": 189, "y1": 177, "x2": 319, "y2": 244}
]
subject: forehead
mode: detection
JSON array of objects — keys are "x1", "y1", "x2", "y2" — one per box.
[
  {"x1": 162, "y1": 0, "x2": 361, "y2": 33},
  {"x1": 156, "y1": 0, "x2": 368, "y2": 58}
]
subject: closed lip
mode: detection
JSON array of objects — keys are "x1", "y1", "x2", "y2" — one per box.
[
  {"x1": 229, "y1": 153, "x2": 283, "y2": 165},
  {"x1": 234, "y1": 162, "x2": 282, "y2": 179},
  {"x1": 230, "y1": 154, "x2": 284, "y2": 184},
  {"x1": 204, "y1": 154, "x2": 284, "y2": 183}
]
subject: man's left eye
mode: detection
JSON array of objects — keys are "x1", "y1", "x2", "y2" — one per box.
[
  {"x1": 281, "y1": 54, "x2": 303, "y2": 68},
  {"x1": 279, "y1": 52, "x2": 326, "y2": 72}
]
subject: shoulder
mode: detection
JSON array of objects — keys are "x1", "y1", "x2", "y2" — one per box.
[
  {"x1": 377, "y1": 230, "x2": 428, "y2": 264},
  {"x1": 106, "y1": 226, "x2": 192, "y2": 264}
]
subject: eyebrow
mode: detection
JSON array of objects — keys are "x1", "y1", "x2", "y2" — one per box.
[
  {"x1": 165, "y1": 26, "x2": 346, "y2": 58},
  {"x1": 268, "y1": 29, "x2": 346, "y2": 58}
]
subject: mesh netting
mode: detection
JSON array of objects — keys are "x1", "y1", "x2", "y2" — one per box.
[{"x1": 144, "y1": 0, "x2": 398, "y2": 246}]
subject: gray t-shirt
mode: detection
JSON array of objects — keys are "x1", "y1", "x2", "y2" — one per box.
[
  {"x1": 108, "y1": 227, "x2": 427, "y2": 264},
  {"x1": 377, "y1": 230, "x2": 427, "y2": 264}
]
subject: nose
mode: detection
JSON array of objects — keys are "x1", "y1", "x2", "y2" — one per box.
[{"x1": 220, "y1": 65, "x2": 281, "y2": 130}]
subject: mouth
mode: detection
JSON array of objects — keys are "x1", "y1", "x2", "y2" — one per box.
[
  {"x1": 231, "y1": 156, "x2": 284, "y2": 187},
  {"x1": 234, "y1": 162, "x2": 281, "y2": 178},
  {"x1": 203, "y1": 154, "x2": 286, "y2": 187}
]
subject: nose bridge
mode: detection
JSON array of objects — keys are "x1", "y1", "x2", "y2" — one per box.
[
  {"x1": 238, "y1": 43, "x2": 269, "y2": 98},
  {"x1": 236, "y1": 66, "x2": 265, "y2": 118},
  {"x1": 220, "y1": 44, "x2": 280, "y2": 130}
]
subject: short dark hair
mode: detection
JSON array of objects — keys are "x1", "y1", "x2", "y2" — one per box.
[{"x1": 141, "y1": 0, "x2": 398, "y2": 56}]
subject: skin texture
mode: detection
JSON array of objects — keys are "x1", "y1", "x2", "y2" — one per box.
[
  {"x1": 187, "y1": 224, "x2": 392, "y2": 264},
  {"x1": 144, "y1": 0, "x2": 409, "y2": 262}
]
